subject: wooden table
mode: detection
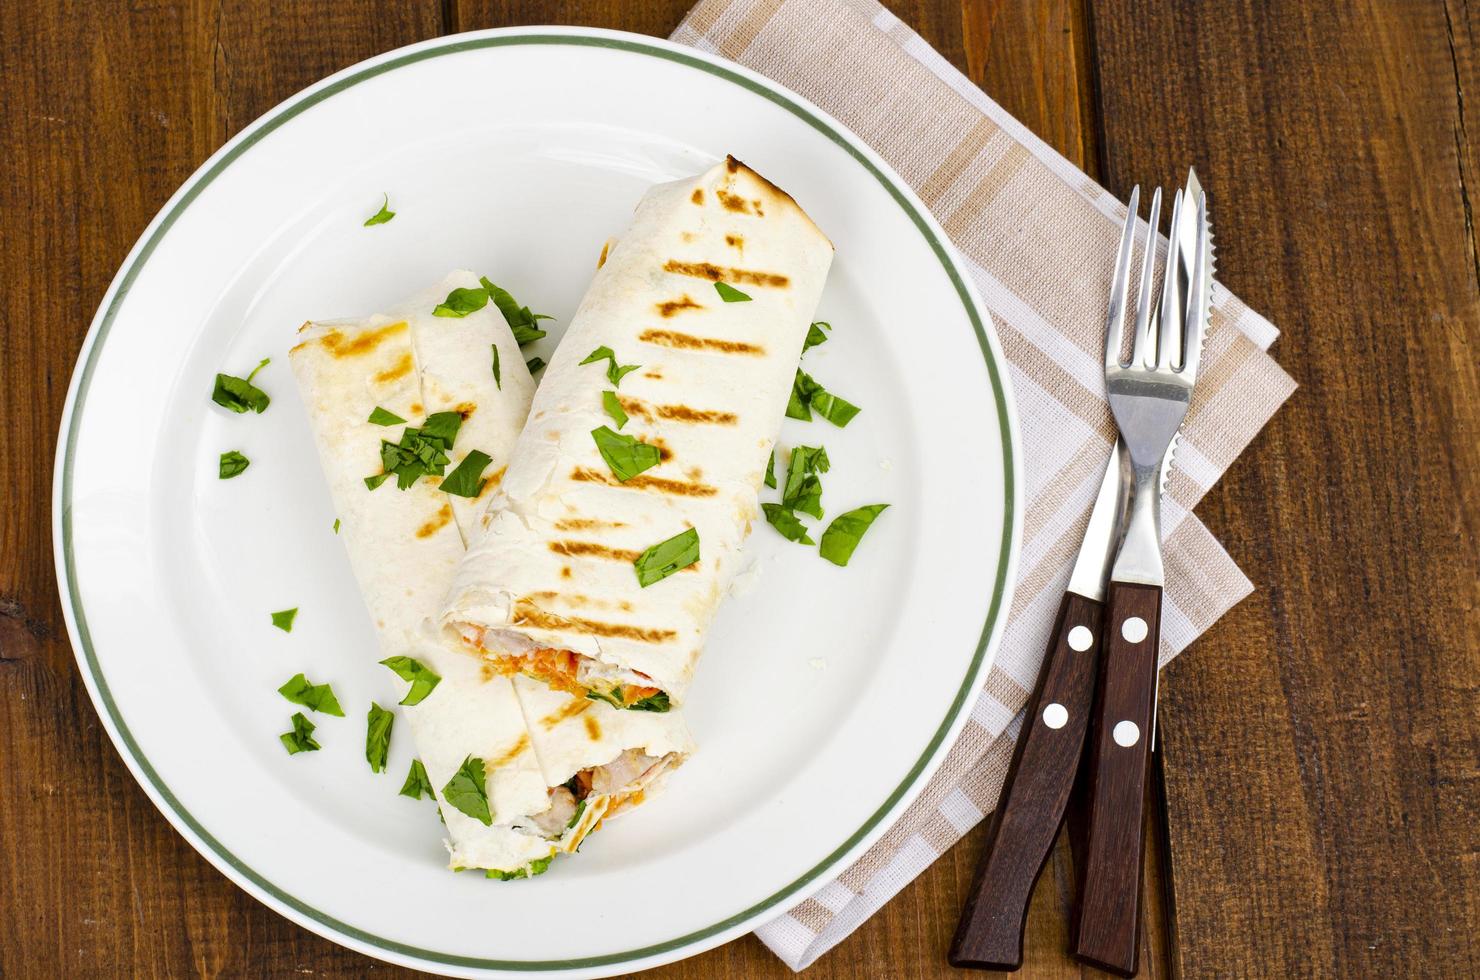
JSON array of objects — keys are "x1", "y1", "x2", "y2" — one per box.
[{"x1": 3, "y1": 1, "x2": 1475, "y2": 976}]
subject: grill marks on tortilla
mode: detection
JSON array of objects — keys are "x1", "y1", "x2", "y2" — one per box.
[
  {"x1": 374, "y1": 351, "x2": 414, "y2": 383},
  {"x1": 317, "y1": 321, "x2": 408, "y2": 358},
  {"x1": 584, "y1": 715, "x2": 602, "y2": 741},
  {"x1": 476, "y1": 466, "x2": 507, "y2": 500},
  {"x1": 548, "y1": 540, "x2": 643, "y2": 563},
  {"x1": 662, "y1": 259, "x2": 788, "y2": 288},
  {"x1": 513, "y1": 600, "x2": 677, "y2": 644},
  {"x1": 617, "y1": 396, "x2": 738, "y2": 426},
  {"x1": 691, "y1": 189, "x2": 704, "y2": 205},
  {"x1": 725, "y1": 234, "x2": 744, "y2": 251},
  {"x1": 554, "y1": 518, "x2": 628, "y2": 531},
  {"x1": 540, "y1": 697, "x2": 591, "y2": 728},
  {"x1": 638, "y1": 329, "x2": 765, "y2": 356},
  {"x1": 487, "y1": 734, "x2": 530, "y2": 769},
  {"x1": 657, "y1": 295, "x2": 703, "y2": 317},
  {"x1": 569, "y1": 466, "x2": 718, "y2": 497},
  {"x1": 415, "y1": 503, "x2": 453, "y2": 538}
]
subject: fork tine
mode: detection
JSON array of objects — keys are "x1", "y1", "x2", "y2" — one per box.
[
  {"x1": 1156, "y1": 188, "x2": 1185, "y2": 370},
  {"x1": 1104, "y1": 185, "x2": 1140, "y2": 370},
  {"x1": 1129, "y1": 186, "x2": 1162, "y2": 367},
  {"x1": 1180, "y1": 177, "x2": 1212, "y2": 380}
]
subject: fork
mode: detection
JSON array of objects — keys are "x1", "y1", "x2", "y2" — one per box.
[{"x1": 1071, "y1": 174, "x2": 1211, "y2": 977}]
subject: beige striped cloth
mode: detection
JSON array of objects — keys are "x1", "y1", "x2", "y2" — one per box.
[{"x1": 672, "y1": 0, "x2": 1295, "y2": 970}]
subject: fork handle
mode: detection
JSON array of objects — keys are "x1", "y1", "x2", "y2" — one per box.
[
  {"x1": 1072, "y1": 580, "x2": 1161, "y2": 978},
  {"x1": 949, "y1": 592, "x2": 1104, "y2": 970}
]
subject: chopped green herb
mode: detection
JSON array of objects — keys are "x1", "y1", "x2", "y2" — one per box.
[
  {"x1": 279, "y1": 712, "x2": 320, "y2": 755},
  {"x1": 526, "y1": 356, "x2": 546, "y2": 375},
  {"x1": 602, "y1": 390, "x2": 628, "y2": 429},
  {"x1": 481, "y1": 278, "x2": 552, "y2": 346},
  {"x1": 368, "y1": 406, "x2": 406, "y2": 426},
  {"x1": 211, "y1": 358, "x2": 271, "y2": 414},
  {"x1": 368, "y1": 410, "x2": 463, "y2": 490},
  {"x1": 763, "y1": 502, "x2": 815, "y2": 545},
  {"x1": 270, "y1": 608, "x2": 298, "y2": 633},
  {"x1": 379, "y1": 655, "x2": 442, "y2": 706},
  {"x1": 277, "y1": 673, "x2": 344, "y2": 716},
  {"x1": 764, "y1": 450, "x2": 777, "y2": 489},
  {"x1": 628, "y1": 691, "x2": 672, "y2": 713},
  {"x1": 333, "y1": 518, "x2": 341, "y2": 534},
  {"x1": 399, "y1": 759, "x2": 435, "y2": 800},
  {"x1": 490, "y1": 344, "x2": 502, "y2": 390},
  {"x1": 435, "y1": 285, "x2": 493, "y2": 318},
  {"x1": 714, "y1": 281, "x2": 752, "y2": 303},
  {"x1": 634, "y1": 527, "x2": 700, "y2": 588},
  {"x1": 218, "y1": 450, "x2": 250, "y2": 479},
  {"x1": 567, "y1": 799, "x2": 588, "y2": 830},
  {"x1": 440, "y1": 449, "x2": 493, "y2": 498},
  {"x1": 585, "y1": 689, "x2": 626, "y2": 710},
  {"x1": 786, "y1": 369, "x2": 859, "y2": 427},
  {"x1": 363, "y1": 194, "x2": 396, "y2": 226},
  {"x1": 365, "y1": 702, "x2": 394, "y2": 774},
  {"x1": 591, "y1": 426, "x2": 661, "y2": 482},
  {"x1": 819, "y1": 504, "x2": 890, "y2": 567},
  {"x1": 803, "y1": 321, "x2": 831, "y2": 353},
  {"x1": 579, "y1": 346, "x2": 641, "y2": 387},
  {"x1": 486, "y1": 854, "x2": 554, "y2": 880},
  {"x1": 782, "y1": 445, "x2": 830, "y2": 519},
  {"x1": 442, "y1": 755, "x2": 492, "y2": 826}
]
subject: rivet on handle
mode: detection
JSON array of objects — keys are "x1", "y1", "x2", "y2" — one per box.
[
  {"x1": 1068, "y1": 625, "x2": 1094, "y2": 651},
  {"x1": 1121, "y1": 616, "x2": 1148, "y2": 642},
  {"x1": 1042, "y1": 703, "x2": 1069, "y2": 729},
  {"x1": 1113, "y1": 720, "x2": 1141, "y2": 747}
]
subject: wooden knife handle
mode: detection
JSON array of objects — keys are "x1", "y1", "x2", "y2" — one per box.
[
  {"x1": 949, "y1": 592, "x2": 1104, "y2": 971},
  {"x1": 1071, "y1": 580, "x2": 1162, "y2": 977}
]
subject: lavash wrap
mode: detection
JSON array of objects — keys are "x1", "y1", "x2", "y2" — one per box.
[
  {"x1": 442, "y1": 158, "x2": 834, "y2": 706},
  {"x1": 290, "y1": 272, "x2": 692, "y2": 874}
]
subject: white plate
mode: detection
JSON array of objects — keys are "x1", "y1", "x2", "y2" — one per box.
[{"x1": 54, "y1": 27, "x2": 1019, "y2": 979}]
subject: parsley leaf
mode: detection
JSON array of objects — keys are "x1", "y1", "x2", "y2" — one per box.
[
  {"x1": 219, "y1": 450, "x2": 250, "y2": 479},
  {"x1": 442, "y1": 755, "x2": 492, "y2": 826},
  {"x1": 277, "y1": 673, "x2": 344, "y2": 716},
  {"x1": 486, "y1": 854, "x2": 554, "y2": 880},
  {"x1": 363, "y1": 193, "x2": 396, "y2": 226},
  {"x1": 433, "y1": 286, "x2": 490, "y2": 318},
  {"x1": 379, "y1": 655, "x2": 442, "y2": 706},
  {"x1": 270, "y1": 608, "x2": 298, "y2": 632},
  {"x1": 634, "y1": 527, "x2": 700, "y2": 587},
  {"x1": 803, "y1": 321, "x2": 831, "y2": 353},
  {"x1": 365, "y1": 702, "x2": 394, "y2": 773},
  {"x1": 280, "y1": 712, "x2": 320, "y2": 755},
  {"x1": 628, "y1": 691, "x2": 671, "y2": 713},
  {"x1": 782, "y1": 445, "x2": 830, "y2": 519},
  {"x1": 567, "y1": 799, "x2": 588, "y2": 830},
  {"x1": 440, "y1": 449, "x2": 493, "y2": 498},
  {"x1": 399, "y1": 759, "x2": 435, "y2": 800},
  {"x1": 526, "y1": 356, "x2": 546, "y2": 375},
  {"x1": 333, "y1": 518, "x2": 340, "y2": 534},
  {"x1": 591, "y1": 426, "x2": 661, "y2": 482},
  {"x1": 490, "y1": 344, "x2": 501, "y2": 390},
  {"x1": 764, "y1": 450, "x2": 777, "y2": 489},
  {"x1": 368, "y1": 406, "x2": 406, "y2": 426},
  {"x1": 579, "y1": 346, "x2": 641, "y2": 387},
  {"x1": 714, "y1": 281, "x2": 752, "y2": 303},
  {"x1": 480, "y1": 278, "x2": 551, "y2": 346},
  {"x1": 585, "y1": 689, "x2": 625, "y2": 710},
  {"x1": 211, "y1": 358, "x2": 271, "y2": 414},
  {"x1": 785, "y1": 369, "x2": 859, "y2": 427},
  {"x1": 762, "y1": 502, "x2": 815, "y2": 545},
  {"x1": 602, "y1": 390, "x2": 628, "y2": 429},
  {"x1": 819, "y1": 504, "x2": 890, "y2": 567},
  {"x1": 369, "y1": 411, "x2": 463, "y2": 490}
]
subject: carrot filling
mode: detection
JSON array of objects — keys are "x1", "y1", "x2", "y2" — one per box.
[{"x1": 493, "y1": 647, "x2": 668, "y2": 711}]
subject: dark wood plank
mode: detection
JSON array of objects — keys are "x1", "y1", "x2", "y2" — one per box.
[
  {"x1": 1086, "y1": 0, "x2": 1480, "y2": 975},
  {"x1": 0, "y1": 1, "x2": 441, "y2": 977}
]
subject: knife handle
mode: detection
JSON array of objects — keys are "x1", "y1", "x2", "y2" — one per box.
[
  {"x1": 1072, "y1": 580, "x2": 1162, "y2": 978},
  {"x1": 949, "y1": 592, "x2": 1104, "y2": 971}
]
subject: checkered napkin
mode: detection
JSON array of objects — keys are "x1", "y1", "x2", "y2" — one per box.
[{"x1": 671, "y1": 0, "x2": 1296, "y2": 970}]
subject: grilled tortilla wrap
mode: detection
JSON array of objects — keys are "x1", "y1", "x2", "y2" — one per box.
[
  {"x1": 438, "y1": 162, "x2": 834, "y2": 713},
  {"x1": 291, "y1": 272, "x2": 691, "y2": 875},
  {"x1": 442, "y1": 158, "x2": 834, "y2": 708}
]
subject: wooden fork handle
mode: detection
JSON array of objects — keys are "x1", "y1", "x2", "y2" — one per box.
[
  {"x1": 949, "y1": 592, "x2": 1104, "y2": 971},
  {"x1": 1071, "y1": 580, "x2": 1162, "y2": 977}
]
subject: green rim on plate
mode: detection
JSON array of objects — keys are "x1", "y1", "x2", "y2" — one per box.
[{"x1": 58, "y1": 31, "x2": 1017, "y2": 973}]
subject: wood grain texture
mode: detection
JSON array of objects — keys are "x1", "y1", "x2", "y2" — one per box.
[{"x1": 1087, "y1": 0, "x2": 1480, "y2": 976}]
